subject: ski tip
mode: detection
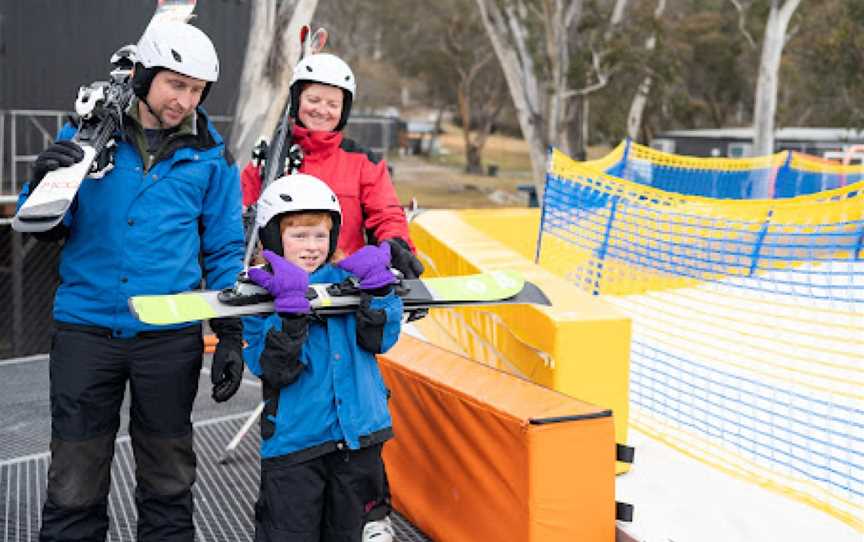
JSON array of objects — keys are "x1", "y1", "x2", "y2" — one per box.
[
  {"x1": 11, "y1": 214, "x2": 65, "y2": 234},
  {"x1": 522, "y1": 281, "x2": 552, "y2": 306},
  {"x1": 310, "y1": 28, "x2": 328, "y2": 54},
  {"x1": 128, "y1": 299, "x2": 142, "y2": 320},
  {"x1": 152, "y1": 0, "x2": 197, "y2": 27}
]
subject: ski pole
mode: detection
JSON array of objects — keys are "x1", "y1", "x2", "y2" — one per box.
[
  {"x1": 241, "y1": 25, "x2": 329, "y2": 270},
  {"x1": 219, "y1": 402, "x2": 265, "y2": 464},
  {"x1": 221, "y1": 26, "x2": 329, "y2": 464}
]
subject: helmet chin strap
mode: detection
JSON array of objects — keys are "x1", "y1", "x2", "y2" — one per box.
[{"x1": 141, "y1": 97, "x2": 167, "y2": 129}]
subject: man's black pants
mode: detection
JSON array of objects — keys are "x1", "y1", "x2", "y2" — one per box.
[{"x1": 39, "y1": 323, "x2": 203, "y2": 542}]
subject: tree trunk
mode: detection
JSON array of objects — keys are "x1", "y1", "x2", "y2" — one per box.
[
  {"x1": 475, "y1": 0, "x2": 549, "y2": 199},
  {"x1": 456, "y1": 80, "x2": 476, "y2": 172},
  {"x1": 751, "y1": 0, "x2": 800, "y2": 197},
  {"x1": 229, "y1": 0, "x2": 319, "y2": 167},
  {"x1": 580, "y1": 97, "x2": 589, "y2": 161},
  {"x1": 626, "y1": 0, "x2": 666, "y2": 141},
  {"x1": 465, "y1": 144, "x2": 484, "y2": 174}
]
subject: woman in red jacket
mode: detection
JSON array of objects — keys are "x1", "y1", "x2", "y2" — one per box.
[{"x1": 241, "y1": 53, "x2": 423, "y2": 280}]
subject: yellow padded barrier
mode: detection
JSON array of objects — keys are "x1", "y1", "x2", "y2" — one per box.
[{"x1": 409, "y1": 209, "x2": 631, "y2": 472}]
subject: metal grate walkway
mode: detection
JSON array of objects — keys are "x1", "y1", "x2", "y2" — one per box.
[{"x1": 0, "y1": 357, "x2": 430, "y2": 541}]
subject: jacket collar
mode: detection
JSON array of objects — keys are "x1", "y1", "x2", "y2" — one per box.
[{"x1": 292, "y1": 125, "x2": 342, "y2": 162}]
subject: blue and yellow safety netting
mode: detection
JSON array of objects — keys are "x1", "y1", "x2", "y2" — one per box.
[
  {"x1": 595, "y1": 139, "x2": 864, "y2": 199},
  {"x1": 541, "y1": 147, "x2": 864, "y2": 531}
]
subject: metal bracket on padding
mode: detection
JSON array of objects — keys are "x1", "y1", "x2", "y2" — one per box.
[
  {"x1": 616, "y1": 501, "x2": 634, "y2": 522},
  {"x1": 617, "y1": 443, "x2": 635, "y2": 464}
]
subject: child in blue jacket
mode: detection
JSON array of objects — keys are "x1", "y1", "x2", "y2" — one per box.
[{"x1": 242, "y1": 173, "x2": 403, "y2": 542}]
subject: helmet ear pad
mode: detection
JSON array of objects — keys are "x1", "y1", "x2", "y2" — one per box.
[
  {"x1": 334, "y1": 92, "x2": 352, "y2": 131},
  {"x1": 132, "y1": 64, "x2": 212, "y2": 104},
  {"x1": 259, "y1": 220, "x2": 285, "y2": 258},
  {"x1": 289, "y1": 83, "x2": 352, "y2": 132},
  {"x1": 132, "y1": 64, "x2": 162, "y2": 101}
]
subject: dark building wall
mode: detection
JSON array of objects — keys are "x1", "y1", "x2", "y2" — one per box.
[
  {"x1": 668, "y1": 138, "x2": 736, "y2": 157},
  {"x1": 0, "y1": 0, "x2": 251, "y2": 116}
]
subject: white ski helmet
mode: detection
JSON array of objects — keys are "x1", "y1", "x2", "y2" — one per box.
[
  {"x1": 256, "y1": 174, "x2": 342, "y2": 259},
  {"x1": 133, "y1": 21, "x2": 219, "y2": 102},
  {"x1": 289, "y1": 53, "x2": 356, "y2": 131}
]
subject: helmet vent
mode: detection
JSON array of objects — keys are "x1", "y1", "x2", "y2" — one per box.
[
  {"x1": 331, "y1": 195, "x2": 337, "y2": 202},
  {"x1": 171, "y1": 49, "x2": 183, "y2": 62},
  {"x1": 280, "y1": 194, "x2": 294, "y2": 202},
  {"x1": 305, "y1": 65, "x2": 313, "y2": 73}
]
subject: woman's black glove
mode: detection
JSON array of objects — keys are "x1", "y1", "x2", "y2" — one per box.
[
  {"x1": 385, "y1": 238, "x2": 427, "y2": 321},
  {"x1": 385, "y1": 238, "x2": 424, "y2": 279}
]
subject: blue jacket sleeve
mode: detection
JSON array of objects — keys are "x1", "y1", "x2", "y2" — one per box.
[
  {"x1": 376, "y1": 290, "x2": 403, "y2": 353},
  {"x1": 241, "y1": 314, "x2": 268, "y2": 378},
  {"x1": 201, "y1": 153, "x2": 245, "y2": 290}
]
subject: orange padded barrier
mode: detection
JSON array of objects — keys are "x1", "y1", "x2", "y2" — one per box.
[
  {"x1": 379, "y1": 335, "x2": 617, "y2": 542},
  {"x1": 204, "y1": 333, "x2": 218, "y2": 353}
]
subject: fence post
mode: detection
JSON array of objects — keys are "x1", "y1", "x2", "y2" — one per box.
[
  {"x1": 748, "y1": 210, "x2": 773, "y2": 277},
  {"x1": 10, "y1": 112, "x2": 16, "y2": 193},
  {"x1": 11, "y1": 229, "x2": 23, "y2": 356},
  {"x1": 593, "y1": 195, "x2": 620, "y2": 295},
  {"x1": 1, "y1": 111, "x2": 5, "y2": 193}
]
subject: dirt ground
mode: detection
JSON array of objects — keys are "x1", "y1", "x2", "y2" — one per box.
[
  {"x1": 388, "y1": 124, "x2": 610, "y2": 209},
  {"x1": 389, "y1": 154, "x2": 532, "y2": 209}
]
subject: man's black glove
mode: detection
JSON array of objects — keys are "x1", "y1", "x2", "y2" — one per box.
[
  {"x1": 210, "y1": 317, "x2": 244, "y2": 403},
  {"x1": 31, "y1": 140, "x2": 85, "y2": 190},
  {"x1": 386, "y1": 238, "x2": 424, "y2": 279}
]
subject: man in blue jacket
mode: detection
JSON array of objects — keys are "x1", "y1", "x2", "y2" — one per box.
[{"x1": 17, "y1": 21, "x2": 245, "y2": 541}]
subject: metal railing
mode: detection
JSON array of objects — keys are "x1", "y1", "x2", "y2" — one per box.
[
  {"x1": 1, "y1": 109, "x2": 71, "y2": 196},
  {"x1": 0, "y1": 109, "x2": 235, "y2": 198}
]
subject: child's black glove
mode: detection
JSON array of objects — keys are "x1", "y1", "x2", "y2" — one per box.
[{"x1": 260, "y1": 315, "x2": 308, "y2": 388}]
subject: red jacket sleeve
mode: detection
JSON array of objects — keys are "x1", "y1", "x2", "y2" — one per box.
[
  {"x1": 240, "y1": 162, "x2": 263, "y2": 208},
  {"x1": 358, "y1": 158, "x2": 414, "y2": 250}
]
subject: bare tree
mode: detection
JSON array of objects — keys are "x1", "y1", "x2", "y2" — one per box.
[
  {"x1": 626, "y1": 0, "x2": 666, "y2": 141},
  {"x1": 474, "y1": 0, "x2": 625, "y2": 196},
  {"x1": 730, "y1": 0, "x2": 801, "y2": 196},
  {"x1": 229, "y1": 0, "x2": 319, "y2": 167},
  {"x1": 752, "y1": 0, "x2": 801, "y2": 162},
  {"x1": 439, "y1": 8, "x2": 508, "y2": 174}
]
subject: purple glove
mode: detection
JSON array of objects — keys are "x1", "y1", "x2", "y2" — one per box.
[
  {"x1": 337, "y1": 242, "x2": 397, "y2": 290},
  {"x1": 247, "y1": 250, "x2": 311, "y2": 314}
]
